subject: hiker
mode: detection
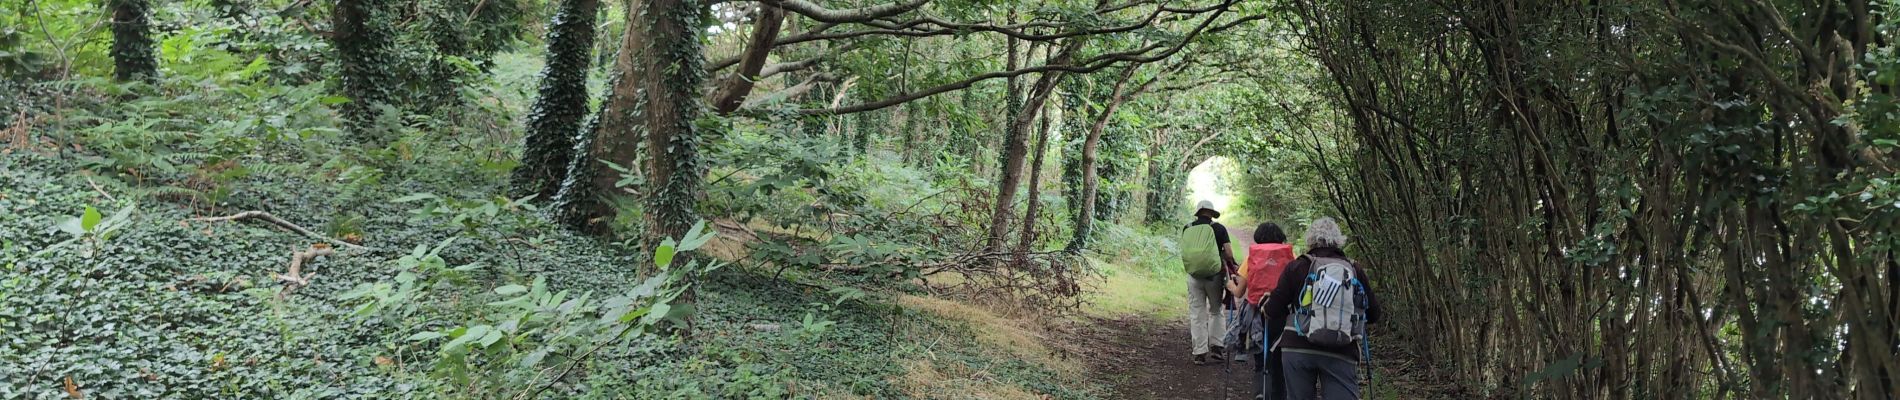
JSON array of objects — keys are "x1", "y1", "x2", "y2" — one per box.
[
  {"x1": 1179, "y1": 200, "x2": 1239, "y2": 365},
  {"x1": 1263, "y1": 217, "x2": 1382, "y2": 400},
  {"x1": 1228, "y1": 223, "x2": 1294, "y2": 400}
]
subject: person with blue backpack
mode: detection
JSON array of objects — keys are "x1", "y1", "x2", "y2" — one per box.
[
  {"x1": 1261, "y1": 217, "x2": 1383, "y2": 400},
  {"x1": 1179, "y1": 200, "x2": 1240, "y2": 365}
]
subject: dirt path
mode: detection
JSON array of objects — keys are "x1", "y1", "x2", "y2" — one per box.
[
  {"x1": 1082, "y1": 315, "x2": 1463, "y2": 400},
  {"x1": 1083, "y1": 316, "x2": 1263, "y2": 400}
]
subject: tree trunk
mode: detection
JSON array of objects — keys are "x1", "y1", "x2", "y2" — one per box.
[
  {"x1": 708, "y1": 4, "x2": 784, "y2": 114},
  {"x1": 332, "y1": 0, "x2": 397, "y2": 145},
  {"x1": 1015, "y1": 110, "x2": 1054, "y2": 259},
  {"x1": 986, "y1": 40, "x2": 1076, "y2": 250},
  {"x1": 550, "y1": 0, "x2": 706, "y2": 241},
  {"x1": 512, "y1": 0, "x2": 602, "y2": 200},
  {"x1": 109, "y1": 0, "x2": 156, "y2": 82},
  {"x1": 550, "y1": 0, "x2": 642, "y2": 232},
  {"x1": 634, "y1": 0, "x2": 709, "y2": 245},
  {"x1": 1066, "y1": 66, "x2": 1141, "y2": 253}
]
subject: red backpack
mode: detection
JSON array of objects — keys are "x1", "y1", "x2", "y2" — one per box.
[{"x1": 1243, "y1": 243, "x2": 1294, "y2": 304}]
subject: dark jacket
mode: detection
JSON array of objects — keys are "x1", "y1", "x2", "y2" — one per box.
[{"x1": 1261, "y1": 246, "x2": 1382, "y2": 361}]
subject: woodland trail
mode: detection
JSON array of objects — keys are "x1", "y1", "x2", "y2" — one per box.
[
  {"x1": 1084, "y1": 314, "x2": 1462, "y2": 400},
  {"x1": 1084, "y1": 316, "x2": 1263, "y2": 400},
  {"x1": 1081, "y1": 222, "x2": 1460, "y2": 399}
]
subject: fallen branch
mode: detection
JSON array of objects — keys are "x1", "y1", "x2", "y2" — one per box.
[
  {"x1": 190, "y1": 211, "x2": 375, "y2": 251},
  {"x1": 276, "y1": 244, "x2": 334, "y2": 300}
]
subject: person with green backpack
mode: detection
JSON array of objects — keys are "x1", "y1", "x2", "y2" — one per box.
[
  {"x1": 1262, "y1": 217, "x2": 1383, "y2": 399},
  {"x1": 1180, "y1": 200, "x2": 1239, "y2": 365}
]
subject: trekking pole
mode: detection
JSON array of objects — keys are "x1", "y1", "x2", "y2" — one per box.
[
  {"x1": 1223, "y1": 308, "x2": 1235, "y2": 400},
  {"x1": 1361, "y1": 318, "x2": 1374, "y2": 399}
]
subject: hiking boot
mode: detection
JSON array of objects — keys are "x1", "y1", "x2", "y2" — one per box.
[
  {"x1": 1193, "y1": 353, "x2": 1207, "y2": 365},
  {"x1": 1207, "y1": 347, "x2": 1226, "y2": 362}
]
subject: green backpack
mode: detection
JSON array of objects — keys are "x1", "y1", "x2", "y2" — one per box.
[{"x1": 1179, "y1": 224, "x2": 1223, "y2": 279}]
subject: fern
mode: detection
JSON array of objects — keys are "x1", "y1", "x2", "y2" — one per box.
[
  {"x1": 245, "y1": 162, "x2": 308, "y2": 179},
  {"x1": 135, "y1": 185, "x2": 207, "y2": 202}
]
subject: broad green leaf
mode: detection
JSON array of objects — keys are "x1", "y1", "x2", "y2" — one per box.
[
  {"x1": 391, "y1": 193, "x2": 438, "y2": 203},
  {"x1": 628, "y1": 275, "x2": 666, "y2": 298},
  {"x1": 432, "y1": 237, "x2": 458, "y2": 254},
  {"x1": 102, "y1": 205, "x2": 135, "y2": 229},
  {"x1": 494, "y1": 285, "x2": 527, "y2": 296},
  {"x1": 406, "y1": 331, "x2": 445, "y2": 342},
  {"x1": 56, "y1": 217, "x2": 85, "y2": 236},
  {"x1": 520, "y1": 349, "x2": 551, "y2": 369},
  {"x1": 618, "y1": 305, "x2": 652, "y2": 323},
  {"x1": 443, "y1": 325, "x2": 492, "y2": 352},
  {"x1": 677, "y1": 221, "x2": 716, "y2": 251},
  {"x1": 80, "y1": 205, "x2": 102, "y2": 232},
  {"x1": 653, "y1": 242, "x2": 678, "y2": 269},
  {"x1": 319, "y1": 96, "x2": 351, "y2": 105},
  {"x1": 641, "y1": 303, "x2": 672, "y2": 325},
  {"x1": 477, "y1": 329, "x2": 503, "y2": 347}
]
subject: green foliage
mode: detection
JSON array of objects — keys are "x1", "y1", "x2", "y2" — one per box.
[
  {"x1": 34, "y1": 203, "x2": 137, "y2": 258},
  {"x1": 405, "y1": 222, "x2": 722, "y2": 397},
  {"x1": 393, "y1": 192, "x2": 544, "y2": 239},
  {"x1": 0, "y1": 28, "x2": 52, "y2": 79}
]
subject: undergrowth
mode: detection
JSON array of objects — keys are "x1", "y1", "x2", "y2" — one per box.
[{"x1": 1, "y1": 38, "x2": 1115, "y2": 398}]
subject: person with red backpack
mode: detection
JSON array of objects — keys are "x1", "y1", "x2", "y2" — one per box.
[
  {"x1": 1262, "y1": 217, "x2": 1383, "y2": 400},
  {"x1": 1226, "y1": 223, "x2": 1294, "y2": 400}
]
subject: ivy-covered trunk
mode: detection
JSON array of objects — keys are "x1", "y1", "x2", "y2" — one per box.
[
  {"x1": 1094, "y1": 125, "x2": 1132, "y2": 222},
  {"x1": 637, "y1": 0, "x2": 708, "y2": 335},
  {"x1": 1143, "y1": 157, "x2": 1183, "y2": 224},
  {"x1": 1067, "y1": 65, "x2": 1140, "y2": 252},
  {"x1": 987, "y1": 41, "x2": 1074, "y2": 250},
  {"x1": 109, "y1": 0, "x2": 156, "y2": 82},
  {"x1": 512, "y1": 0, "x2": 601, "y2": 200},
  {"x1": 1015, "y1": 110, "x2": 1054, "y2": 259},
  {"x1": 852, "y1": 109, "x2": 883, "y2": 156},
  {"x1": 332, "y1": 0, "x2": 398, "y2": 145},
  {"x1": 553, "y1": 0, "x2": 707, "y2": 243}
]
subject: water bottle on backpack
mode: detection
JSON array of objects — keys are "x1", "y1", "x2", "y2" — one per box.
[{"x1": 1288, "y1": 255, "x2": 1366, "y2": 347}]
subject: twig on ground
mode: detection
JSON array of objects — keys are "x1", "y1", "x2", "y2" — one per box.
[
  {"x1": 276, "y1": 244, "x2": 334, "y2": 300},
  {"x1": 86, "y1": 177, "x2": 115, "y2": 202},
  {"x1": 514, "y1": 319, "x2": 642, "y2": 400},
  {"x1": 190, "y1": 211, "x2": 376, "y2": 251},
  {"x1": 713, "y1": 219, "x2": 762, "y2": 243}
]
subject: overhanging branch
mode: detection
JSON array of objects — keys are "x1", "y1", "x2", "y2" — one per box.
[
  {"x1": 763, "y1": 0, "x2": 931, "y2": 23},
  {"x1": 785, "y1": 6, "x2": 1255, "y2": 115}
]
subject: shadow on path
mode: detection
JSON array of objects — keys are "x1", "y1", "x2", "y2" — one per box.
[{"x1": 1082, "y1": 316, "x2": 1263, "y2": 400}]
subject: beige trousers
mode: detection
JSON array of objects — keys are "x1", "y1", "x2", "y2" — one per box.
[{"x1": 1187, "y1": 276, "x2": 1227, "y2": 355}]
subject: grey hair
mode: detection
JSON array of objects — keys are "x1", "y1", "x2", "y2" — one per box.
[{"x1": 1304, "y1": 217, "x2": 1348, "y2": 249}]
